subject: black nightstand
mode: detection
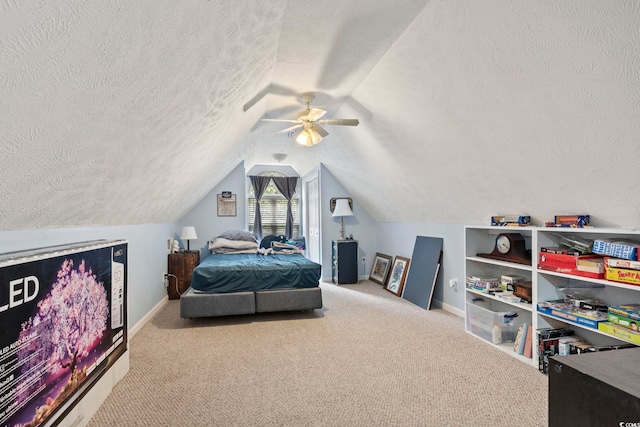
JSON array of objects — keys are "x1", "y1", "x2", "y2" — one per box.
[{"x1": 332, "y1": 240, "x2": 358, "y2": 284}]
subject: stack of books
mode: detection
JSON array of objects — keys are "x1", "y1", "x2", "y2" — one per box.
[{"x1": 512, "y1": 323, "x2": 533, "y2": 358}]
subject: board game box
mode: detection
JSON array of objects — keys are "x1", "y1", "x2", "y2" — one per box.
[{"x1": 598, "y1": 321, "x2": 640, "y2": 345}]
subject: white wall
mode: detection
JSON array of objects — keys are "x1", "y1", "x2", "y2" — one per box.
[
  {"x1": 0, "y1": 223, "x2": 176, "y2": 329},
  {"x1": 319, "y1": 164, "x2": 377, "y2": 281},
  {"x1": 179, "y1": 161, "x2": 248, "y2": 260},
  {"x1": 180, "y1": 161, "x2": 313, "y2": 261},
  {"x1": 177, "y1": 161, "x2": 465, "y2": 316},
  {"x1": 375, "y1": 222, "x2": 465, "y2": 314}
]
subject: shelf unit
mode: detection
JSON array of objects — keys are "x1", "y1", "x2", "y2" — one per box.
[
  {"x1": 465, "y1": 226, "x2": 537, "y2": 367},
  {"x1": 536, "y1": 227, "x2": 640, "y2": 348},
  {"x1": 464, "y1": 225, "x2": 640, "y2": 368}
]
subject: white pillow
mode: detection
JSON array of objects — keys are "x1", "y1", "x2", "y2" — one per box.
[{"x1": 216, "y1": 230, "x2": 257, "y2": 242}]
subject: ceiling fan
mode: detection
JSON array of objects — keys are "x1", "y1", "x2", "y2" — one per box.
[{"x1": 261, "y1": 94, "x2": 359, "y2": 146}]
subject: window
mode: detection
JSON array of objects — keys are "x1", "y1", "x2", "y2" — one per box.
[{"x1": 247, "y1": 172, "x2": 300, "y2": 237}]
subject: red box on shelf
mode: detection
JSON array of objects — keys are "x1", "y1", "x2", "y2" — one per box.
[{"x1": 538, "y1": 252, "x2": 605, "y2": 279}]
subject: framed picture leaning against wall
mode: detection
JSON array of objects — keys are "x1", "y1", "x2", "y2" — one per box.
[
  {"x1": 385, "y1": 256, "x2": 411, "y2": 296},
  {"x1": 370, "y1": 253, "x2": 392, "y2": 285}
]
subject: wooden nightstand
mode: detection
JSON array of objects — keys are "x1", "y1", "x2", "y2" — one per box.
[{"x1": 167, "y1": 251, "x2": 200, "y2": 299}]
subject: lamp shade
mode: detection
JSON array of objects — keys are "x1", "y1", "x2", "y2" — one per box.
[
  {"x1": 180, "y1": 226, "x2": 198, "y2": 240},
  {"x1": 332, "y1": 199, "x2": 354, "y2": 217},
  {"x1": 296, "y1": 128, "x2": 323, "y2": 146}
]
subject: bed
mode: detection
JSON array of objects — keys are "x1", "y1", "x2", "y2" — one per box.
[{"x1": 180, "y1": 231, "x2": 322, "y2": 318}]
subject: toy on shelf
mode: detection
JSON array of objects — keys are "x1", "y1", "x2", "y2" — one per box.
[
  {"x1": 550, "y1": 215, "x2": 590, "y2": 228},
  {"x1": 491, "y1": 215, "x2": 531, "y2": 227}
]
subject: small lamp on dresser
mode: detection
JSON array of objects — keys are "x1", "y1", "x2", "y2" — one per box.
[
  {"x1": 180, "y1": 226, "x2": 198, "y2": 251},
  {"x1": 332, "y1": 199, "x2": 354, "y2": 240}
]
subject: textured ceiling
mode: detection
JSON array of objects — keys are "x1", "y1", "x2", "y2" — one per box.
[{"x1": 1, "y1": 0, "x2": 640, "y2": 230}]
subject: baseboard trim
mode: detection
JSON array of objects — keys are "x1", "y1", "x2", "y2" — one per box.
[
  {"x1": 431, "y1": 299, "x2": 464, "y2": 318},
  {"x1": 321, "y1": 276, "x2": 369, "y2": 284},
  {"x1": 129, "y1": 296, "x2": 168, "y2": 339}
]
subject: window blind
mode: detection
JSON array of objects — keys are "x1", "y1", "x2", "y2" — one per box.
[{"x1": 248, "y1": 197, "x2": 300, "y2": 237}]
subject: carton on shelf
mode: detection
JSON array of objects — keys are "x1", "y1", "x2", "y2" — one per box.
[
  {"x1": 537, "y1": 300, "x2": 608, "y2": 329},
  {"x1": 605, "y1": 257, "x2": 640, "y2": 270},
  {"x1": 608, "y1": 304, "x2": 640, "y2": 321},
  {"x1": 608, "y1": 312, "x2": 640, "y2": 330},
  {"x1": 491, "y1": 216, "x2": 531, "y2": 226},
  {"x1": 500, "y1": 274, "x2": 524, "y2": 291},
  {"x1": 538, "y1": 252, "x2": 605, "y2": 279},
  {"x1": 598, "y1": 322, "x2": 640, "y2": 345},
  {"x1": 592, "y1": 239, "x2": 639, "y2": 260},
  {"x1": 466, "y1": 276, "x2": 500, "y2": 293},
  {"x1": 604, "y1": 265, "x2": 640, "y2": 286}
]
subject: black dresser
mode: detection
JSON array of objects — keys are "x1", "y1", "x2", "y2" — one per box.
[
  {"x1": 548, "y1": 348, "x2": 640, "y2": 426},
  {"x1": 331, "y1": 240, "x2": 358, "y2": 285}
]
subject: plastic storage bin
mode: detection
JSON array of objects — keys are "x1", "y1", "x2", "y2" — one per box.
[{"x1": 466, "y1": 301, "x2": 522, "y2": 344}]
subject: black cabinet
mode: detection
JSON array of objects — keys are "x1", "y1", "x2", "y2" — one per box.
[
  {"x1": 332, "y1": 240, "x2": 358, "y2": 284},
  {"x1": 548, "y1": 348, "x2": 640, "y2": 426}
]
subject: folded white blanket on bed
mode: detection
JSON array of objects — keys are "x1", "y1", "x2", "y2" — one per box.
[
  {"x1": 208, "y1": 237, "x2": 258, "y2": 251},
  {"x1": 212, "y1": 248, "x2": 258, "y2": 254}
]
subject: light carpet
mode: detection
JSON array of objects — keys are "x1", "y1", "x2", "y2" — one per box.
[{"x1": 88, "y1": 281, "x2": 548, "y2": 426}]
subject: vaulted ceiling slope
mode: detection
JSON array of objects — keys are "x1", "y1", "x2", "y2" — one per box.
[{"x1": 2, "y1": 1, "x2": 640, "y2": 230}]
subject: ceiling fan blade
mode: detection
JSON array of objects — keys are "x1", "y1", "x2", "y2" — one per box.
[
  {"x1": 261, "y1": 119, "x2": 302, "y2": 124},
  {"x1": 306, "y1": 108, "x2": 327, "y2": 122},
  {"x1": 319, "y1": 118, "x2": 359, "y2": 126},
  {"x1": 311, "y1": 124, "x2": 329, "y2": 137},
  {"x1": 274, "y1": 124, "x2": 304, "y2": 135}
]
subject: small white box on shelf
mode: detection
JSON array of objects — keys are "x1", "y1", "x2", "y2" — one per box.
[
  {"x1": 500, "y1": 274, "x2": 525, "y2": 291},
  {"x1": 558, "y1": 337, "x2": 581, "y2": 356}
]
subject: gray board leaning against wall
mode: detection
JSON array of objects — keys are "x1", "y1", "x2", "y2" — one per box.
[{"x1": 402, "y1": 236, "x2": 443, "y2": 310}]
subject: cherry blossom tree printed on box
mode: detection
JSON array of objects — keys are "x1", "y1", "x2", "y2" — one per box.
[{"x1": 15, "y1": 259, "x2": 109, "y2": 419}]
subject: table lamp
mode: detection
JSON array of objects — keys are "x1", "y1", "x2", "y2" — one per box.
[
  {"x1": 332, "y1": 199, "x2": 354, "y2": 240},
  {"x1": 180, "y1": 226, "x2": 198, "y2": 251}
]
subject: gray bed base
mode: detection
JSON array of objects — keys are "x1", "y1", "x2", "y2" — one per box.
[{"x1": 180, "y1": 286, "x2": 323, "y2": 318}]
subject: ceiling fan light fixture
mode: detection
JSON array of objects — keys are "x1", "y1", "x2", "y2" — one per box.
[
  {"x1": 265, "y1": 93, "x2": 358, "y2": 145},
  {"x1": 295, "y1": 129, "x2": 322, "y2": 146},
  {"x1": 272, "y1": 153, "x2": 288, "y2": 162},
  {"x1": 309, "y1": 128, "x2": 323, "y2": 145},
  {"x1": 295, "y1": 130, "x2": 312, "y2": 146}
]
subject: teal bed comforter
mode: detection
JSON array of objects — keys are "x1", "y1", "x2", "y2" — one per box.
[{"x1": 191, "y1": 253, "x2": 321, "y2": 293}]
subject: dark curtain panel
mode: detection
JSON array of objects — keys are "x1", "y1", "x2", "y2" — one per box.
[
  {"x1": 249, "y1": 176, "x2": 271, "y2": 240},
  {"x1": 272, "y1": 176, "x2": 298, "y2": 239}
]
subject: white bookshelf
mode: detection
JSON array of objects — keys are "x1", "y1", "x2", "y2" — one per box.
[{"x1": 464, "y1": 225, "x2": 640, "y2": 369}]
